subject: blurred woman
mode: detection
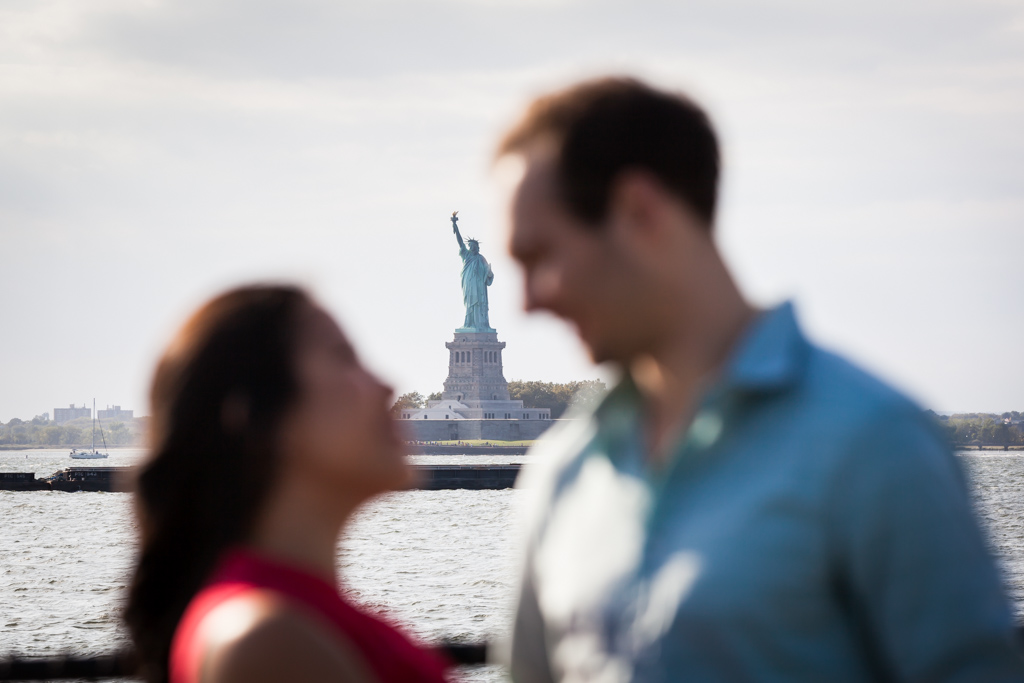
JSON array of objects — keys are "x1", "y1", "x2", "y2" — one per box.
[{"x1": 125, "y1": 285, "x2": 450, "y2": 683}]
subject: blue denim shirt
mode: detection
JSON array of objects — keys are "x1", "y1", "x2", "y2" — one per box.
[{"x1": 506, "y1": 303, "x2": 1024, "y2": 682}]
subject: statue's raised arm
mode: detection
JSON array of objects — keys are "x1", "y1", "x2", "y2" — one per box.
[{"x1": 451, "y1": 211, "x2": 466, "y2": 253}]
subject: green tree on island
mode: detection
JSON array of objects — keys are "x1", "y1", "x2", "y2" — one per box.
[
  {"x1": 508, "y1": 379, "x2": 607, "y2": 418},
  {"x1": 390, "y1": 391, "x2": 425, "y2": 414},
  {"x1": 107, "y1": 421, "x2": 133, "y2": 445},
  {"x1": 926, "y1": 411, "x2": 1024, "y2": 448}
]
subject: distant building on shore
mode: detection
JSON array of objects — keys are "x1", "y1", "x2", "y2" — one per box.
[
  {"x1": 97, "y1": 405, "x2": 133, "y2": 421},
  {"x1": 54, "y1": 404, "x2": 91, "y2": 424}
]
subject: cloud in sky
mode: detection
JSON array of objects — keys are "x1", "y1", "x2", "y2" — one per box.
[{"x1": 1, "y1": 0, "x2": 1022, "y2": 420}]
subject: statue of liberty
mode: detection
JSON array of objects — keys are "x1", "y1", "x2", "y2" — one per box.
[{"x1": 451, "y1": 211, "x2": 494, "y2": 331}]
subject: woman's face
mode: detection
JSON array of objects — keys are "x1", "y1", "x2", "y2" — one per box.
[{"x1": 278, "y1": 304, "x2": 412, "y2": 500}]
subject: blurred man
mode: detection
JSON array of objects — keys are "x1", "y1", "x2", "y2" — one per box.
[{"x1": 497, "y1": 77, "x2": 1024, "y2": 682}]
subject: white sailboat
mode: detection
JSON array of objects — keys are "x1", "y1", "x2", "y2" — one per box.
[{"x1": 70, "y1": 399, "x2": 109, "y2": 459}]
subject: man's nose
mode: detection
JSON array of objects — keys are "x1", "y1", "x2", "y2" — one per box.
[
  {"x1": 374, "y1": 375, "x2": 395, "y2": 402},
  {"x1": 523, "y1": 268, "x2": 561, "y2": 314},
  {"x1": 523, "y1": 280, "x2": 542, "y2": 312}
]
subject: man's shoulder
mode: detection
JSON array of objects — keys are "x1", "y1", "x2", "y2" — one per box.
[
  {"x1": 796, "y1": 343, "x2": 946, "y2": 459},
  {"x1": 801, "y1": 343, "x2": 917, "y2": 418}
]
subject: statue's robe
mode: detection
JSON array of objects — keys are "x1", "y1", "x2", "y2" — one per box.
[{"x1": 460, "y1": 246, "x2": 494, "y2": 330}]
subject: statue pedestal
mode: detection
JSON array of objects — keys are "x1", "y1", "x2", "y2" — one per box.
[
  {"x1": 442, "y1": 331, "x2": 510, "y2": 404},
  {"x1": 396, "y1": 328, "x2": 556, "y2": 442}
]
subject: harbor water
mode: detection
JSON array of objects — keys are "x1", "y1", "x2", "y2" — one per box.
[{"x1": 1, "y1": 449, "x2": 1022, "y2": 682}]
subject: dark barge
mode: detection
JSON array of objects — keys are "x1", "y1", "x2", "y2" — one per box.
[
  {"x1": 414, "y1": 464, "x2": 520, "y2": 490},
  {"x1": 0, "y1": 464, "x2": 522, "y2": 493},
  {"x1": 406, "y1": 444, "x2": 529, "y2": 455}
]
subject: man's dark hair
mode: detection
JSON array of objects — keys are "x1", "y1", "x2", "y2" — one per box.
[{"x1": 498, "y1": 77, "x2": 720, "y2": 228}]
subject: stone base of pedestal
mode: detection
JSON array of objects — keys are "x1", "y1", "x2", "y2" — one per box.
[
  {"x1": 395, "y1": 327, "x2": 558, "y2": 432},
  {"x1": 398, "y1": 418, "x2": 560, "y2": 442}
]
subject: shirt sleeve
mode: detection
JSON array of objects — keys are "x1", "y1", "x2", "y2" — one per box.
[{"x1": 828, "y1": 406, "x2": 1024, "y2": 682}]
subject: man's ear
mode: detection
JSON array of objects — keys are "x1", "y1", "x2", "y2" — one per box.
[{"x1": 606, "y1": 170, "x2": 674, "y2": 252}]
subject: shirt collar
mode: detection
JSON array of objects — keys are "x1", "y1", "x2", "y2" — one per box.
[
  {"x1": 721, "y1": 301, "x2": 811, "y2": 394},
  {"x1": 593, "y1": 302, "x2": 809, "y2": 430}
]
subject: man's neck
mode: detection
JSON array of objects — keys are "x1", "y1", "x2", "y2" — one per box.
[{"x1": 629, "y1": 271, "x2": 756, "y2": 462}]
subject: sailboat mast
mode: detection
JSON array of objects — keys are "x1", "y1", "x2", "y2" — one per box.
[{"x1": 92, "y1": 399, "x2": 96, "y2": 450}]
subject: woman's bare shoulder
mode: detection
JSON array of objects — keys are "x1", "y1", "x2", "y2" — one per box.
[{"x1": 196, "y1": 590, "x2": 377, "y2": 683}]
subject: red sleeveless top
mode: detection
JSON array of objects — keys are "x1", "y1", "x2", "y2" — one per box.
[{"x1": 169, "y1": 549, "x2": 451, "y2": 683}]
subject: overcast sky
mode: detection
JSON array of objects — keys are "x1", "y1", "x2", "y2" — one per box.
[{"x1": 1, "y1": 0, "x2": 1022, "y2": 421}]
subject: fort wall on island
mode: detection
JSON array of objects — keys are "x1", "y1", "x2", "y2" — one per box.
[{"x1": 399, "y1": 416, "x2": 558, "y2": 442}]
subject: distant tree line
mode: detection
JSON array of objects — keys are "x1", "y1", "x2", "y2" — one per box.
[
  {"x1": 508, "y1": 380, "x2": 607, "y2": 418},
  {"x1": 0, "y1": 415, "x2": 142, "y2": 447},
  {"x1": 391, "y1": 380, "x2": 608, "y2": 419},
  {"x1": 926, "y1": 411, "x2": 1023, "y2": 448}
]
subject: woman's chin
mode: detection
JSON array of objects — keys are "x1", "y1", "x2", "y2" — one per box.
[
  {"x1": 393, "y1": 460, "x2": 418, "y2": 491},
  {"x1": 370, "y1": 442, "x2": 415, "y2": 493}
]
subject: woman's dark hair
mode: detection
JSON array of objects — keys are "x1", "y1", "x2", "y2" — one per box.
[
  {"x1": 498, "y1": 76, "x2": 720, "y2": 228},
  {"x1": 125, "y1": 285, "x2": 311, "y2": 683}
]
